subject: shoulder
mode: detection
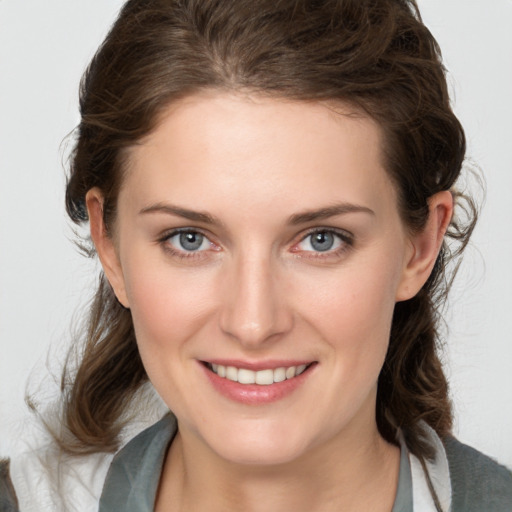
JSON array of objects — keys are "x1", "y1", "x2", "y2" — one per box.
[
  {"x1": 443, "y1": 436, "x2": 512, "y2": 512},
  {"x1": 0, "y1": 459, "x2": 19, "y2": 512},
  {"x1": 98, "y1": 414, "x2": 177, "y2": 511},
  {"x1": 7, "y1": 446, "x2": 113, "y2": 512}
]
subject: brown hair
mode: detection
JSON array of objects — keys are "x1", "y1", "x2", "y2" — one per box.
[{"x1": 62, "y1": 0, "x2": 477, "y2": 459}]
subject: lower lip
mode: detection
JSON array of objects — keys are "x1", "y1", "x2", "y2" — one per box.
[{"x1": 201, "y1": 363, "x2": 315, "y2": 405}]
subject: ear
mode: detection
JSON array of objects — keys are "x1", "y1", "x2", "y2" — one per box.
[
  {"x1": 395, "y1": 190, "x2": 453, "y2": 302},
  {"x1": 86, "y1": 188, "x2": 130, "y2": 308}
]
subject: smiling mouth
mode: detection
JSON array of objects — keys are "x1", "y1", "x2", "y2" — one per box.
[{"x1": 204, "y1": 363, "x2": 313, "y2": 385}]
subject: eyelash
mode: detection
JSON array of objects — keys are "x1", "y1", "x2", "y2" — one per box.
[
  {"x1": 157, "y1": 227, "x2": 354, "y2": 261},
  {"x1": 291, "y1": 228, "x2": 354, "y2": 260},
  {"x1": 158, "y1": 228, "x2": 218, "y2": 260}
]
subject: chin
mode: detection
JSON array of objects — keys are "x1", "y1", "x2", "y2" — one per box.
[
  {"x1": 200, "y1": 421, "x2": 312, "y2": 466},
  {"x1": 217, "y1": 442, "x2": 307, "y2": 467}
]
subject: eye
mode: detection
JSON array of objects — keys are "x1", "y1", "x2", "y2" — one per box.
[
  {"x1": 294, "y1": 229, "x2": 351, "y2": 254},
  {"x1": 166, "y1": 230, "x2": 212, "y2": 253}
]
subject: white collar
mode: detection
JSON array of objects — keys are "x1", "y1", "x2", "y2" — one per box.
[{"x1": 404, "y1": 423, "x2": 452, "y2": 512}]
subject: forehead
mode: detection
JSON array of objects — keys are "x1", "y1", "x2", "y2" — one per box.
[{"x1": 121, "y1": 92, "x2": 398, "y2": 220}]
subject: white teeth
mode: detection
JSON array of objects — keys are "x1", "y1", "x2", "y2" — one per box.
[
  {"x1": 273, "y1": 367, "x2": 286, "y2": 383},
  {"x1": 296, "y1": 364, "x2": 307, "y2": 376},
  {"x1": 237, "y1": 368, "x2": 255, "y2": 384},
  {"x1": 226, "y1": 366, "x2": 238, "y2": 381},
  {"x1": 285, "y1": 366, "x2": 296, "y2": 379},
  {"x1": 255, "y1": 369, "x2": 274, "y2": 385},
  {"x1": 209, "y1": 363, "x2": 309, "y2": 385}
]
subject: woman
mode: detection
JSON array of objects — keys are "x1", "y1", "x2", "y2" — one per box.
[{"x1": 2, "y1": 0, "x2": 511, "y2": 510}]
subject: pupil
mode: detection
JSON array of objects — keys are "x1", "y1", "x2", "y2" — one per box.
[
  {"x1": 311, "y1": 232, "x2": 334, "y2": 252},
  {"x1": 180, "y1": 232, "x2": 203, "y2": 251}
]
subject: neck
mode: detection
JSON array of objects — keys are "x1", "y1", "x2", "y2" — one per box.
[{"x1": 156, "y1": 414, "x2": 400, "y2": 512}]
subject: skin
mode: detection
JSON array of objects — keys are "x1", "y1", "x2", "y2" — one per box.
[{"x1": 87, "y1": 92, "x2": 452, "y2": 511}]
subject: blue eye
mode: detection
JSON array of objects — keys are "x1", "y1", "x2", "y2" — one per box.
[
  {"x1": 167, "y1": 231, "x2": 210, "y2": 252},
  {"x1": 309, "y1": 231, "x2": 336, "y2": 252},
  {"x1": 297, "y1": 230, "x2": 346, "y2": 253}
]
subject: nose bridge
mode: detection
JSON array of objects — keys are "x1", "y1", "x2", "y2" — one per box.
[{"x1": 219, "y1": 247, "x2": 291, "y2": 346}]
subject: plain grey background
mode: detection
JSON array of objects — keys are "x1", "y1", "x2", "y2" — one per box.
[{"x1": 1, "y1": 1, "x2": 511, "y2": 466}]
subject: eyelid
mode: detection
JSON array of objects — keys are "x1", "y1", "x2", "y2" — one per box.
[
  {"x1": 156, "y1": 226, "x2": 354, "y2": 260},
  {"x1": 158, "y1": 227, "x2": 221, "y2": 258},
  {"x1": 290, "y1": 227, "x2": 354, "y2": 255},
  {"x1": 299, "y1": 227, "x2": 353, "y2": 244},
  {"x1": 158, "y1": 226, "x2": 215, "y2": 243}
]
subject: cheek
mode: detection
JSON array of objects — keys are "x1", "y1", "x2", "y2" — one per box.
[
  {"x1": 292, "y1": 254, "x2": 401, "y2": 370},
  {"x1": 123, "y1": 260, "x2": 215, "y2": 358},
  {"x1": 123, "y1": 262, "x2": 220, "y2": 419}
]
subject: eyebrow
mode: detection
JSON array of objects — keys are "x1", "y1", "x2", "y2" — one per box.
[
  {"x1": 139, "y1": 202, "x2": 374, "y2": 225},
  {"x1": 139, "y1": 203, "x2": 219, "y2": 225},
  {"x1": 287, "y1": 203, "x2": 375, "y2": 225}
]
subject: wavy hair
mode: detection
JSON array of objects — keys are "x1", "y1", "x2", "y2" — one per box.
[{"x1": 60, "y1": 0, "x2": 477, "y2": 459}]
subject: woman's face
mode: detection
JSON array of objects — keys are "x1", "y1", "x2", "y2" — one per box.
[{"x1": 97, "y1": 92, "x2": 426, "y2": 465}]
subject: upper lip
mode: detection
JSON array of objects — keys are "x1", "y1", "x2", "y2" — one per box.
[{"x1": 201, "y1": 359, "x2": 315, "y2": 371}]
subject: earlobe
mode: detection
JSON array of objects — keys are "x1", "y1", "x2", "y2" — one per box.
[
  {"x1": 395, "y1": 190, "x2": 453, "y2": 302},
  {"x1": 86, "y1": 188, "x2": 130, "y2": 308}
]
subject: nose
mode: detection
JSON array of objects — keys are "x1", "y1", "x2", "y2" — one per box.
[{"x1": 219, "y1": 253, "x2": 293, "y2": 348}]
